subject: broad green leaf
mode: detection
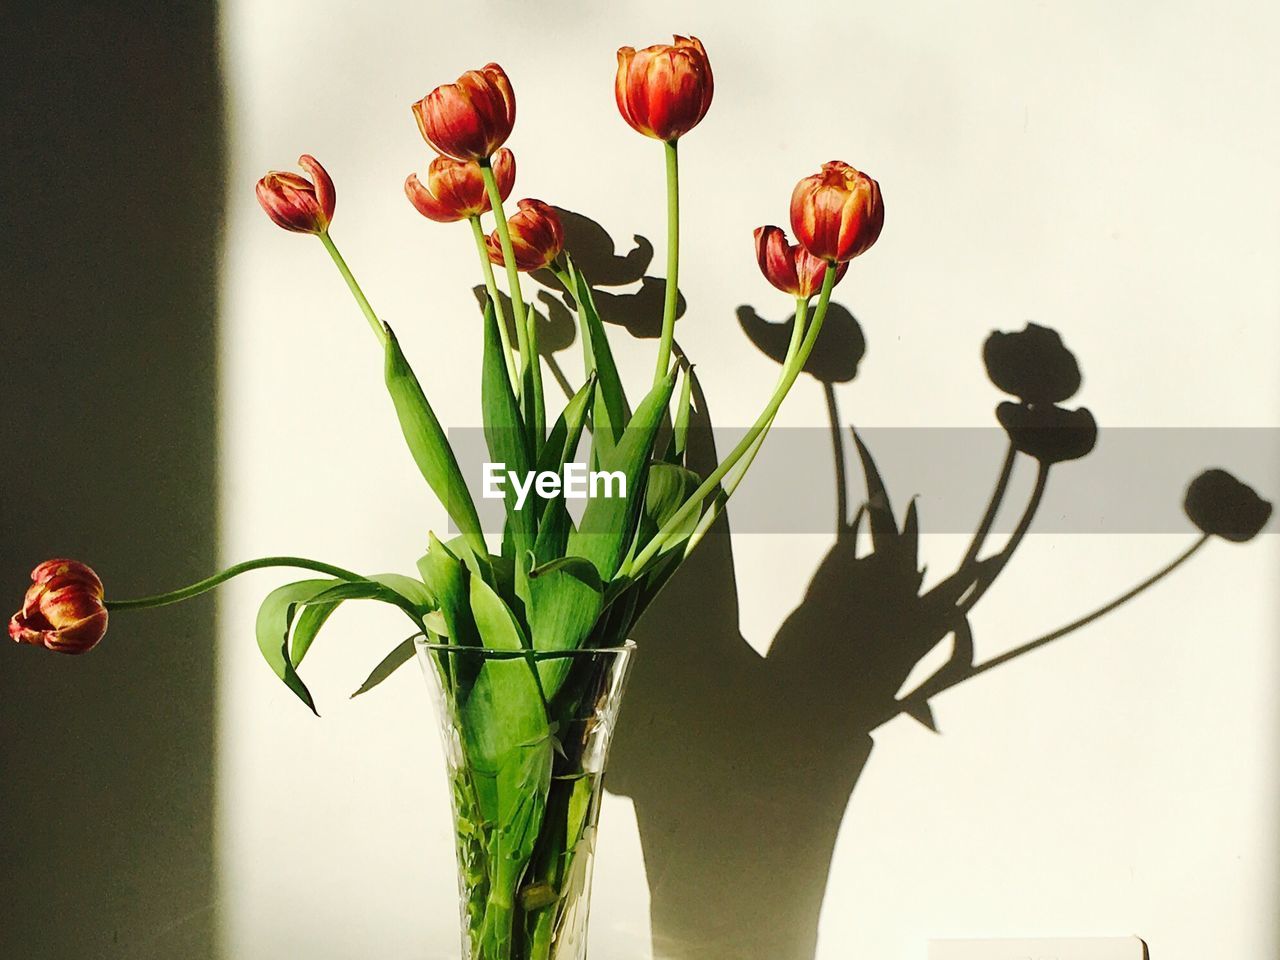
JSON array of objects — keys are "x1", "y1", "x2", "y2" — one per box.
[
  {"x1": 384, "y1": 323, "x2": 487, "y2": 558},
  {"x1": 369, "y1": 572, "x2": 434, "y2": 613},
  {"x1": 482, "y1": 301, "x2": 535, "y2": 600},
  {"x1": 288, "y1": 578, "x2": 425, "y2": 668},
  {"x1": 528, "y1": 552, "x2": 603, "y2": 697},
  {"x1": 565, "y1": 256, "x2": 628, "y2": 461},
  {"x1": 418, "y1": 533, "x2": 481, "y2": 689},
  {"x1": 633, "y1": 462, "x2": 701, "y2": 557},
  {"x1": 461, "y1": 576, "x2": 554, "y2": 919},
  {"x1": 256, "y1": 579, "x2": 336, "y2": 715},
  {"x1": 349, "y1": 636, "x2": 417, "y2": 698},
  {"x1": 567, "y1": 369, "x2": 678, "y2": 581}
]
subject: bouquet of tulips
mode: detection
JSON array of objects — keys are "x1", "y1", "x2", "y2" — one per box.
[{"x1": 10, "y1": 35, "x2": 883, "y2": 960}]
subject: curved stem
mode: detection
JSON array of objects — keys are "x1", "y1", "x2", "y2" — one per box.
[
  {"x1": 958, "y1": 439, "x2": 1017, "y2": 570},
  {"x1": 318, "y1": 232, "x2": 387, "y2": 345},
  {"x1": 681, "y1": 296, "x2": 811, "y2": 557},
  {"x1": 628, "y1": 270, "x2": 836, "y2": 576},
  {"x1": 468, "y1": 214, "x2": 519, "y2": 390},
  {"x1": 105, "y1": 556, "x2": 363, "y2": 610},
  {"x1": 906, "y1": 534, "x2": 1212, "y2": 716},
  {"x1": 653, "y1": 139, "x2": 680, "y2": 386},
  {"x1": 959, "y1": 461, "x2": 1050, "y2": 614}
]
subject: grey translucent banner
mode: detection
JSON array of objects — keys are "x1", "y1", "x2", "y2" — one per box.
[{"x1": 445, "y1": 427, "x2": 1279, "y2": 535}]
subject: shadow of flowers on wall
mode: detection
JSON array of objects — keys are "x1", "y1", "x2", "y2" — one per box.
[{"x1": 531, "y1": 212, "x2": 1272, "y2": 960}]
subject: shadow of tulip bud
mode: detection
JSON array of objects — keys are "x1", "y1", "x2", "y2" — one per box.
[
  {"x1": 1184, "y1": 468, "x2": 1274, "y2": 542},
  {"x1": 554, "y1": 207, "x2": 654, "y2": 286},
  {"x1": 470, "y1": 285, "x2": 577, "y2": 357},
  {"x1": 736, "y1": 303, "x2": 866, "y2": 383},
  {"x1": 984, "y1": 322, "x2": 1082, "y2": 404},
  {"x1": 996, "y1": 401, "x2": 1098, "y2": 463}
]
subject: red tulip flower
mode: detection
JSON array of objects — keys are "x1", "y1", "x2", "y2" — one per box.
[
  {"x1": 9, "y1": 559, "x2": 108, "y2": 655},
  {"x1": 754, "y1": 225, "x2": 847, "y2": 298},
  {"x1": 405, "y1": 148, "x2": 515, "y2": 223},
  {"x1": 486, "y1": 199, "x2": 564, "y2": 272},
  {"x1": 412, "y1": 63, "x2": 516, "y2": 162},
  {"x1": 789, "y1": 161, "x2": 884, "y2": 263},
  {"x1": 615, "y1": 35, "x2": 714, "y2": 142},
  {"x1": 256, "y1": 155, "x2": 336, "y2": 235}
]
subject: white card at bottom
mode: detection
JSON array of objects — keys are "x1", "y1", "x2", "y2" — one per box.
[{"x1": 929, "y1": 937, "x2": 1146, "y2": 960}]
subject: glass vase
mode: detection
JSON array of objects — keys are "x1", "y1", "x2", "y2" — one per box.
[{"x1": 416, "y1": 639, "x2": 635, "y2": 960}]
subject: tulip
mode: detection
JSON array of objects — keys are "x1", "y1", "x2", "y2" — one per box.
[
  {"x1": 412, "y1": 63, "x2": 516, "y2": 162},
  {"x1": 615, "y1": 35, "x2": 714, "y2": 142},
  {"x1": 984, "y1": 324, "x2": 1082, "y2": 405},
  {"x1": 405, "y1": 149, "x2": 515, "y2": 224},
  {"x1": 256, "y1": 155, "x2": 336, "y2": 235},
  {"x1": 486, "y1": 200, "x2": 564, "y2": 272},
  {"x1": 995, "y1": 401, "x2": 1097, "y2": 464},
  {"x1": 754, "y1": 225, "x2": 847, "y2": 298},
  {"x1": 9, "y1": 559, "x2": 108, "y2": 655},
  {"x1": 1184, "y1": 469, "x2": 1273, "y2": 542},
  {"x1": 790, "y1": 161, "x2": 884, "y2": 263}
]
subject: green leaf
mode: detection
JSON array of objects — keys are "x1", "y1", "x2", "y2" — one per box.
[
  {"x1": 567, "y1": 369, "x2": 678, "y2": 581},
  {"x1": 256, "y1": 579, "x2": 337, "y2": 715},
  {"x1": 350, "y1": 636, "x2": 417, "y2": 698},
  {"x1": 528, "y1": 553, "x2": 603, "y2": 697},
  {"x1": 288, "y1": 578, "x2": 426, "y2": 669},
  {"x1": 482, "y1": 301, "x2": 535, "y2": 599},
  {"x1": 461, "y1": 576, "x2": 554, "y2": 918},
  {"x1": 384, "y1": 323, "x2": 486, "y2": 558},
  {"x1": 672, "y1": 363, "x2": 695, "y2": 460},
  {"x1": 536, "y1": 374, "x2": 596, "y2": 479},
  {"x1": 634, "y1": 462, "x2": 702, "y2": 555},
  {"x1": 565, "y1": 256, "x2": 628, "y2": 461}
]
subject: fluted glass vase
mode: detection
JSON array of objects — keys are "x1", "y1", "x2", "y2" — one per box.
[{"x1": 416, "y1": 639, "x2": 635, "y2": 960}]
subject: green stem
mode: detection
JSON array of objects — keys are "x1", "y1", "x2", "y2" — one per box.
[
  {"x1": 682, "y1": 296, "x2": 810, "y2": 556},
  {"x1": 653, "y1": 139, "x2": 680, "y2": 386},
  {"x1": 479, "y1": 161, "x2": 533, "y2": 377},
  {"x1": 318, "y1": 232, "x2": 387, "y2": 345},
  {"x1": 469, "y1": 214, "x2": 520, "y2": 391},
  {"x1": 104, "y1": 556, "x2": 363, "y2": 610},
  {"x1": 626, "y1": 269, "x2": 837, "y2": 576}
]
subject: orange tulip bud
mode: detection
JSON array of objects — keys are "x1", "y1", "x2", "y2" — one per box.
[
  {"x1": 789, "y1": 161, "x2": 884, "y2": 263},
  {"x1": 405, "y1": 149, "x2": 515, "y2": 224},
  {"x1": 412, "y1": 63, "x2": 516, "y2": 162},
  {"x1": 486, "y1": 199, "x2": 564, "y2": 272},
  {"x1": 255, "y1": 155, "x2": 335, "y2": 235},
  {"x1": 9, "y1": 559, "x2": 108, "y2": 655},
  {"x1": 753, "y1": 225, "x2": 847, "y2": 298},
  {"x1": 615, "y1": 35, "x2": 714, "y2": 142}
]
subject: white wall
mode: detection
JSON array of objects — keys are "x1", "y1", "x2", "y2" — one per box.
[{"x1": 217, "y1": 2, "x2": 1280, "y2": 958}]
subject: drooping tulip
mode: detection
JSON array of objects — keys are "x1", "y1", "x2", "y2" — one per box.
[
  {"x1": 405, "y1": 149, "x2": 515, "y2": 223},
  {"x1": 256, "y1": 155, "x2": 336, "y2": 235},
  {"x1": 789, "y1": 161, "x2": 884, "y2": 263},
  {"x1": 9, "y1": 559, "x2": 108, "y2": 655},
  {"x1": 615, "y1": 35, "x2": 714, "y2": 142},
  {"x1": 412, "y1": 63, "x2": 516, "y2": 162},
  {"x1": 486, "y1": 200, "x2": 564, "y2": 272},
  {"x1": 753, "y1": 225, "x2": 847, "y2": 298}
]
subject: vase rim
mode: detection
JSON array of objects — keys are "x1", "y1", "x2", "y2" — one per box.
[{"x1": 412, "y1": 635, "x2": 636, "y2": 658}]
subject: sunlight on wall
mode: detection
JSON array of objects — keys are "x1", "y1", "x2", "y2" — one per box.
[{"x1": 217, "y1": 2, "x2": 1280, "y2": 958}]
